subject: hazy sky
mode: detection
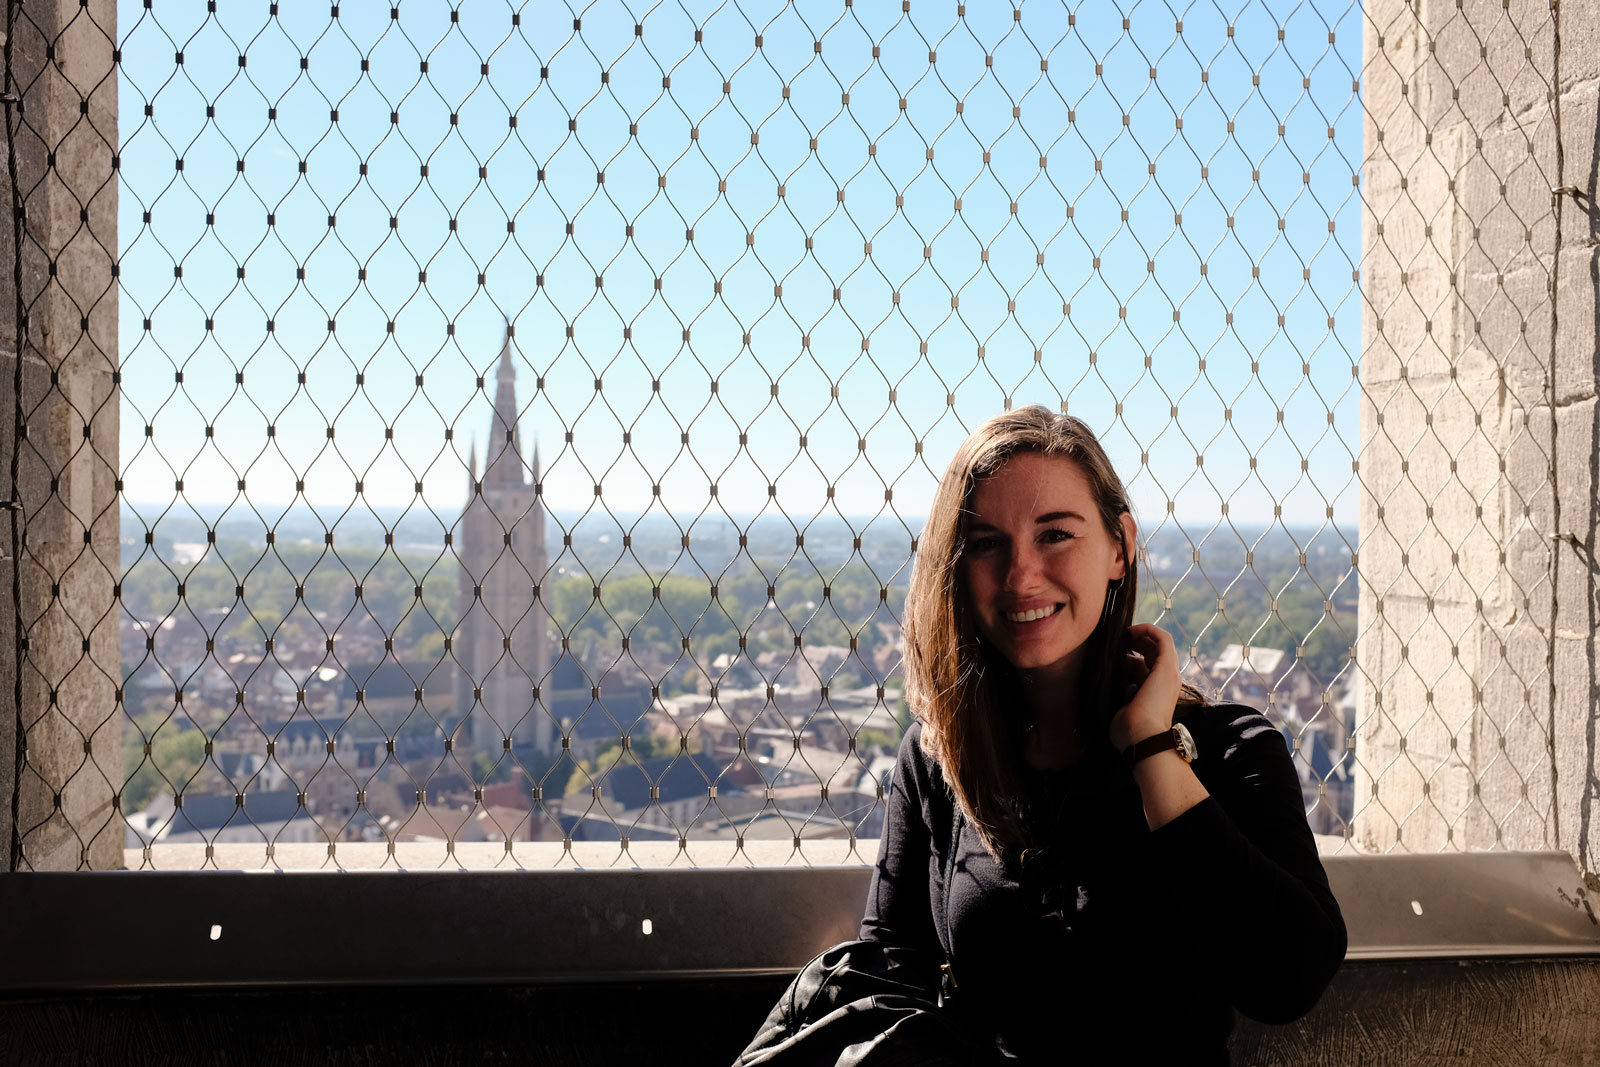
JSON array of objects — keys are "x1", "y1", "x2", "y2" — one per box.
[{"x1": 115, "y1": 0, "x2": 1365, "y2": 537}]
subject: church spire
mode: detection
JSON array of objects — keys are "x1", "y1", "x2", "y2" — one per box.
[{"x1": 484, "y1": 316, "x2": 525, "y2": 491}]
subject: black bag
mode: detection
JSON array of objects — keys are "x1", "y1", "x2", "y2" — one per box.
[
  {"x1": 736, "y1": 811, "x2": 984, "y2": 1066},
  {"x1": 732, "y1": 939, "x2": 979, "y2": 1067}
]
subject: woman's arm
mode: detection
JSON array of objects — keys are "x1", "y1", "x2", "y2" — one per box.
[
  {"x1": 1150, "y1": 707, "x2": 1347, "y2": 1023},
  {"x1": 1109, "y1": 626, "x2": 1344, "y2": 1022},
  {"x1": 1129, "y1": 746, "x2": 1211, "y2": 829},
  {"x1": 859, "y1": 724, "x2": 944, "y2": 958},
  {"x1": 1111, "y1": 624, "x2": 1211, "y2": 830}
]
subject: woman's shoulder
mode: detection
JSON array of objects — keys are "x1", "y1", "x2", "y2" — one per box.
[
  {"x1": 894, "y1": 720, "x2": 939, "y2": 776},
  {"x1": 891, "y1": 721, "x2": 954, "y2": 799},
  {"x1": 1174, "y1": 701, "x2": 1289, "y2": 766}
]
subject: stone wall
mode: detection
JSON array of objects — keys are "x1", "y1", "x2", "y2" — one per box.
[
  {"x1": 0, "y1": 0, "x2": 120, "y2": 869},
  {"x1": 1357, "y1": 0, "x2": 1598, "y2": 867}
]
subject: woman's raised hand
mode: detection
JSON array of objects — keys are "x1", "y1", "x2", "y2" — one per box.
[{"x1": 1107, "y1": 623, "x2": 1182, "y2": 753}]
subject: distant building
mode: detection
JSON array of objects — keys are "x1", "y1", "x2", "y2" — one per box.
[
  {"x1": 125, "y1": 790, "x2": 319, "y2": 848},
  {"x1": 339, "y1": 661, "x2": 436, "y2": 765},
  {"x1": 556, "y1": 751, "x2": 765, "y2": 841},
  {"x1": 213, "y1": 750, "x2": 289, "y2": 794},
  {"x1": 450, "y1": 323, "x2": 554, "y2": 754},
  {"x1": 1210, "y1": 643, "x2": 1287, "y2": 681},
  {"x1": 1281, "y1": 723, "x2": 1354, "y2": 836}
]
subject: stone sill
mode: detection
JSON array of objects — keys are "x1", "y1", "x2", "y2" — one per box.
[{"x1": 1, "y1": 851, "x2": 1594, "y2": 996}]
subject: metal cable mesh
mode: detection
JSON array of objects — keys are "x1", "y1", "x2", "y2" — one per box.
[{"x1": 2, "y1": 0, "x2": 1560, "y2": 870}]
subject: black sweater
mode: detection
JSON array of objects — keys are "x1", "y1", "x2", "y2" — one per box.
[{"x1": 859, "y1": 704, "x2": 1347, "y2": 1064}]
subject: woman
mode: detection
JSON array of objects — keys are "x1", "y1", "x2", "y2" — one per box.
[{"x1": 860, "y1": 405, "x2": 1346, "y2": 1064}]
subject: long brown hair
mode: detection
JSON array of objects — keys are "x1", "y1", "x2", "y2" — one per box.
[{"x1": 904, "y1": 405, "x2": 1202, "y2": 859}]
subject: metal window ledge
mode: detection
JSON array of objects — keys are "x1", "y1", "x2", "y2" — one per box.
[{"x1": 0, "y1": 851, "x2": 1594, "y2": 994}]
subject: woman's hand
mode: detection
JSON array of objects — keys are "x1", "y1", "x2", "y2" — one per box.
[
  {"x1": 1110, "y1": 624, "x2": 1208, "y2": 829},
  {"x1": 1107, "y1": 623, "x2": 1182, "y2": 753}
]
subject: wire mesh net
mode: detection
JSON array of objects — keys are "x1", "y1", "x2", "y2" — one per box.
[{"x1": 2, "y1": 0, "x2": 1562, "y2": 869}]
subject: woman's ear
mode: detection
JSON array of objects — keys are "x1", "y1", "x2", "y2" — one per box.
[{"x1": 1114, "y1": 511, "x2": 1138, "y2": 580}]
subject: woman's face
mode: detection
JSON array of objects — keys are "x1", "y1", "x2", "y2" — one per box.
[{"x1": 960, "y1": 452, "x2": 1133, "y2": 687}]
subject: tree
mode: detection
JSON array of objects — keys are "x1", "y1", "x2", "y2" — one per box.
[
  {"x1": 122, "y1": 711, "x2": 208, "y2": 812},
  {"x1": 561, "y1": 732, "x2": 674, "y2": 797},
  {"x1": 472, "y1": 750, "x2": 515, "y2": 786}
]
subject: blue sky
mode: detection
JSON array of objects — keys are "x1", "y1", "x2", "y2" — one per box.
[{"x1": 115, "y1": 0, "x2": 1365, "y2": 538}]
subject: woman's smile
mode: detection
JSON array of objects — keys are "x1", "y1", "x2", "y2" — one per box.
[{"x1": 1003, "y1": 603, "x2": 1062, "y2": 624}]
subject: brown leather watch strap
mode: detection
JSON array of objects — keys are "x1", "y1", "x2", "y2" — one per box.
[{"x1": 1124, "y1": 728, "x2": 1180, "y2": 767}]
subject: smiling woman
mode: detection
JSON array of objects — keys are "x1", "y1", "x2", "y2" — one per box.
[
  {"x1": 900, "y1": 406, "x2": 1223, "y2": 856},
  {"x1": 742, "y1": 406, "x2": 1349, "y2": 1065}
]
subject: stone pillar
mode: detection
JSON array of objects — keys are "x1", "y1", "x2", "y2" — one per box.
[
  {"x1": 1357, "y1": 0, "x2": 1597, "y2": 868},
  {"x1": 0, "y1": 0, "x2": 120, "y2": 869}
]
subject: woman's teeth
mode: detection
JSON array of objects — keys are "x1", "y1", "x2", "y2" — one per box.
[{"x1": 1004, "y1": 605, "x2": 1059, "y2": 623}]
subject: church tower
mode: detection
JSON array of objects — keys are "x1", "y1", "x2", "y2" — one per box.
[{"x1": 451, "y1": 322, "x2": 553, "y2": 755}]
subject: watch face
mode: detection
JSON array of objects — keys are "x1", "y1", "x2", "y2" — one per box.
[{"x1": 1173, "y1": 722, "x2": 1198, "y2": 762}]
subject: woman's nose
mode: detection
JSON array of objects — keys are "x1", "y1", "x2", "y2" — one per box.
[{"x1": 1003, "y1": 544, "x2": 1042, "y2": 589}]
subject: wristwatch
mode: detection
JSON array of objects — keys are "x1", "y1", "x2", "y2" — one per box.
[{"x1": 1124, "y1": 722, "x2": 1198, "y2": 768}]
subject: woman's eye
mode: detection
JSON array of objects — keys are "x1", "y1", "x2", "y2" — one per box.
[
  {"x1": 1042, "y1": 528, "x2": 1074, "y2": 544},
  {"x1": 969, "y1": 535, "x2": 1001, "y2": 553}
]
